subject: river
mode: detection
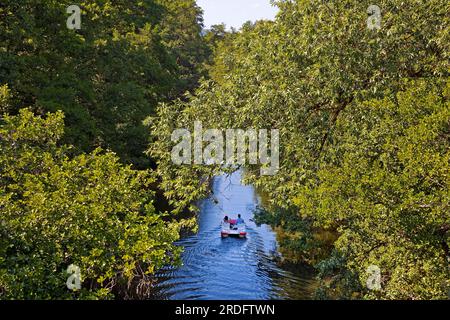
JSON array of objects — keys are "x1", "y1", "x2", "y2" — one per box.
[{"x1": 155, "y1": 171, "x2": 316, "y2": 300}]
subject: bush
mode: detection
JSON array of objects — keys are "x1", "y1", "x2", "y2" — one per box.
[{"x1": 0, "y1": 108, "x2": 182, "y2": 299}]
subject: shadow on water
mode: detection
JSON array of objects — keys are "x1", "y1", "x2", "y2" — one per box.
[{"x1": 154, "y1": 171, "x2": 317, "y2": 300}]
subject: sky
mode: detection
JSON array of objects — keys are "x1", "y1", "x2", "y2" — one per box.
[{"x1": 196, "y1": 0, "x2": 279, "y2": 30}]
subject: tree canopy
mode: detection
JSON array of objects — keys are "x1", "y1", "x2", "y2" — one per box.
[
  {"x1": 149, "y1": 0, "x2": 449, "y2": 299},
  {"x1": 0, "y1": 0, "x2": 209, "y2": 169},
  {"x1": 1, "y1": 0, "x2": 449, "y2": 300},
  {"x1": 0, "y1": 0, "x2": 205, "y2": 299},
  {"x1": 0, "y1": 105, "x2": 183, "y2": 299}
]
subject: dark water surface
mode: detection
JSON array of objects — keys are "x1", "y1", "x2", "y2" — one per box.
[{"x1": 155, "y1": 171, "x2": 316, "y2": 300}]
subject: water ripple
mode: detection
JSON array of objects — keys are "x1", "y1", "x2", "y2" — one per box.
[{"x1": 154, "y1": 172, "x2": 316, "y2": 300}]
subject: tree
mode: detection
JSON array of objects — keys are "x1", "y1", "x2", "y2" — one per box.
[
  {"x1": 148, "y1": 0, "x2": 450, "y2": 299},
  {"x1": 155, "y1": 0, "x2": 210, "y2": 93},
  {"x1": 306, "y1": 79, "x2": 449, "y2": 299},
  {"x1": 0, "y1": 0, "x2": 209, "y2": 169},
  {"x1": 0, "y1": 105, "x2": 182, "y2": 299}
]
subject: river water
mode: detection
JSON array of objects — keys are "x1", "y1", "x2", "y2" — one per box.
[{"x1": 155, "y1": 171, "x2": 316, "y2": 300}]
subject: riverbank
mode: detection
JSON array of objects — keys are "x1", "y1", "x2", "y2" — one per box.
[{"x1": 153, "y1": 172, "x2": 317, "y2": 300}]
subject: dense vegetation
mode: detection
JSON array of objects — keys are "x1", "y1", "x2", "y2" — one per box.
[
  {"x1": 0, "y1": 0, "x2": 209, "y2": 168},
  {"x1": 0, "y1": 107, "x2": 183, "y2": 299},
  {"x1": 0, "y1": 0, "x2": 204, "y2": 299},
  {"x1": 1, "y1": 0, "x2": 449, "y2": 300},
  {"x1": 149, "y1": 0, "x2": 449, "y2": 299}
]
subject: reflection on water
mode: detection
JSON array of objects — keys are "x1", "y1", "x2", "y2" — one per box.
[{"x1": 155, "y1": 171, "x2": 316, "y2": 300}]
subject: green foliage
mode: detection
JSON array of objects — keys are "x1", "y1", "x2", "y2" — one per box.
[
  {"x1": 149, "y1": 0, "x2": 450, "y2": 299},
  {"x1": 0, "y1": 85, "x2": 11, "y2": 114},
  {"x1": 155, "y1": 0, "x2": 210, "y2": 93},
  {"x1": 1, "y1": 0, "x2": 448, "y2": 301},
  {"x1": 0, "y1": 0, "x2": 210, "y2": 300},
  {"x1": 254, "y1": 206, "x2": 336, "y2": 264},
  {"x1": 306, "y1": 79, "x2": 450, "y2": 299},
  {"x1": 145, "y1": 95, "x2": 219, "y2": 215},
  {"x1": 0, "y1": 0, "x2": 209, "y2": 168},
  {"x1": 0, "y1": 109, "x2": 182, "y2": 299},
  {"x1": 202, "y1": 24, "x2": 236, "y2": 81}
]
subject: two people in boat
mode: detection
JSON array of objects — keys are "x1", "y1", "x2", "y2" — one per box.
[{"x1": 223, "y1": 214, "x2": 245, "y2": 225}]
